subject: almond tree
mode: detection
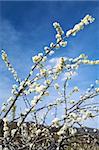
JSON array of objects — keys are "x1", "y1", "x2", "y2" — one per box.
[{"x1": 0, "y1": 14, "x2": 99, "y2": 150}]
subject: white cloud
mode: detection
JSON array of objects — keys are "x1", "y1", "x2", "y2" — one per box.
[{"x1": 49, "y1": 57, "x2": 60, "y2": 65}]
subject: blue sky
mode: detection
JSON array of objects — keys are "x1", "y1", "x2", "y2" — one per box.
[{"x1": 0, "y1": 1, "x2": 99, "y2": 127}]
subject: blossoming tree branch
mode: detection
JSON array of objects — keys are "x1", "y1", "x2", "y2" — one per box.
[{"x1": 0, "y1": 14, "x2": 99, "y2": 150}]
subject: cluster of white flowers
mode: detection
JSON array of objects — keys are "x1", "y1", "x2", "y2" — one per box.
[
  {"x1": 31, "y1": 95, "x2": 41, "y2": 107},
  {"x1": 81, "y1": 59, "x2": 99, "y2": 65},
  {"x1": 1, "y1": 50, "x2": 20, "y2": 82},
  {"x1": 23, "y1": 85, "x2": 35, "y2": 95},
  {"x1": 71, "y1": 114, "x2": 84, "y2": 124},
  {"x1": 53, "y1": 22, "x2": 67, "y2": 48},
  {"x1": 54, "y1": 83, "x2": 60, "y2": 90},
  {"x1": 3, "y1": 118, "x2": 10, "y2": 138},
  {"x1": 73, "y1": 86, "x2": 79, "y2": 92},
  {"x1": 11, "y1": 129, "x2": 17, "y2": 137},
  {"x1": 51, "y1": 118, "x2": 60, "y2": 127},
  {"x1": 40, "y1": 69, "x2": 47, "y2": 76},
  {"x1": 36, "y1": 129, "x2": 42, "y2": 136},
  {"x1": 80, "y1": 110, "x2": 94, "y2": 120},
  {"x1": 95, "y1": 88, "x2": 99, "y2": 92},
  {"x1": 69, "y1": 127, "x2": 77, "y2": 136},
  {"x1": 44, "y1": 46, "x2": 50, "y2": 53},
  {"x1": 11, "y1": 84, "x2": 18, "y2": 95},
  {"x1": 32, "y1": 53, "x2": 43, "y2": 63},
  {"x1": 35, "y1": 84, "x2": 45, "y2": 93},
  {"x1": 45, "y1": 79, "x2": 51, "y2": 85},
  {"x1": 53, "y1": 22, "x2": 64, "y2": 36},
  {"x1": 20, "y1": 123, "x2": 29, "y2": 137},
  {"x1": 1, "y1": 50, "x2": 7, "y2": 61},
  {"x1": 23, "y1": 80, "x2": 47, "y2": 96},
  {"x1": 66, "y1": 14, "x2": 95, "y2": 37},
  {"x1": 69, "y1": 112, "x2": 78, "y2": 121},
  {"x1": 64, "y1": 71, "x2": 77, "y2": 79},
  {"x1": 1, "y1": 103, "x2": 7, "y2": 112},
  {"x1": 68, "y1": 54, "x2": 87, "y2": 65},
  {"x1": 55, "y1": 57, "x2": 65, "y2": 73},
  {"x1": 3, "y1": 147, "x2": 9, "y2": 150},
  {"x1": 57, "y1": 124, "x2": 68, "y2": 135},
  {"x1": 7, "y1": 96, "x2": 14, "y2": 103},
  {"x1": 1, "y1": 96, "x2": 14, "y2": 113},
  {"x1": 44, "y1": 46, "x2": 55, "y2": 55},
  {"x1": 69, "y1": 100, "x2": 75, "y2": 104}
]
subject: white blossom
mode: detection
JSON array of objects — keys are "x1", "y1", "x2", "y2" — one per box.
[
  {"x1": 35, "y1": 85, "x2": 45, "y2": 93},
  {"x1": 66, "y1": 14, "x2": 95, "y2": 37},
  {"x1": 54, "y1": 83, "x2": 60, "y2": 90},
  {"x1": 49, "y1": 50, "x2": 55, "y2": 55},
  {"x1": 52, "y1": 118, "x2": 60, "y2": 127},
  {"x1": 36, "y1": 129, "x2": 41, "y2": 135},
  {"x1": 73, "y1": 86, "x2": 79, "y2": 92},
  {"x1": 59, "y1": 41, "x2": 67, "y2": 47},
  {"x1": 50, "y1": 42, "x2": 54, "y2": 48},
  {"x1": 69, "y1": 128, "x2": 77, "y2": 135},
  {"x1": 11, "y1": 129, "x2": 17, "y2": 137},
  {"x1": 95, "y1": 88, "x2": 99, "y2": 93},
  {"x1": 32, "y1": 55, "x2": 42, "y2": 63}
]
